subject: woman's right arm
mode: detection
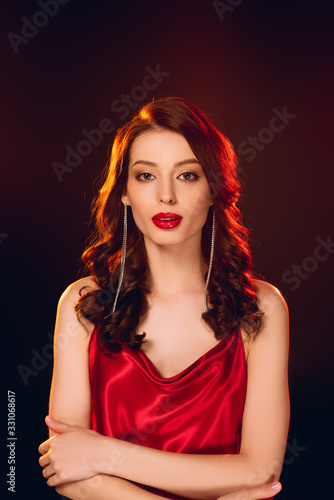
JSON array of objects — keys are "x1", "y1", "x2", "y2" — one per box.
[
  {"x1": 47, "y1": 278, "x2": 94, "y2": 433},
  {"x1": 41, "y1": 277, "x2": 165, "y2": 498}
]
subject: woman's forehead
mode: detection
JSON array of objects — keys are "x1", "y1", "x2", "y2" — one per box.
[{"x1": 129, "y1": 130, "x2": 197, "y2": 164}]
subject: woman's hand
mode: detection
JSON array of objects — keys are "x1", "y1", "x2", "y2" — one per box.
[
  {"x1": 217, "y1": 481, "x2": 282, "y2": 499},
  {"x1": 38, "y1": 416, "x2": 108, "y2": 487}
]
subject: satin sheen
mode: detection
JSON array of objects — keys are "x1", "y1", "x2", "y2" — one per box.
[{"x1": 89, "y1": 324, "x2": 254, "y2": 499}]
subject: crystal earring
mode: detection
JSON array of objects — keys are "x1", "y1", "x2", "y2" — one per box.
[
  {"x1": 204, "y1": 209, "x2": 216, "y2": 313},
  {"x1": 112, "y1": 203, "x2": 127, "y2": 313}
]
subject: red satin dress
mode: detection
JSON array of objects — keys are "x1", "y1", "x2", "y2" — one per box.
[{"x1": 89, "y1": 323, "x2": 251, "y2": 499}]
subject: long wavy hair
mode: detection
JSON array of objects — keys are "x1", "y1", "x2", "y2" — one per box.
[{"x1": 75, "y1": 96, "x2": 264, "y2": 353}]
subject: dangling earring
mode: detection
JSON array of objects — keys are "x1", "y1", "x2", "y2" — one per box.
[
  {"x1": 204, "y1": 209, "x2": 216, "y2": 313},
  {"x1": 112, "y1": 203, "x2": 127, "y2": 313}
]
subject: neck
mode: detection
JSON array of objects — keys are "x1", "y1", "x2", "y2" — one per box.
[{"x1": 144, "y1": 234, "x2": 207, "y2": 297}]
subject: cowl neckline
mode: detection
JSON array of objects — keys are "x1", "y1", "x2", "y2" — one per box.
[{"x1": 134, "y1": 324, "x2": 241, "y2": 383}]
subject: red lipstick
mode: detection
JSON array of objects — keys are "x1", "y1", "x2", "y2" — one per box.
[{"x1": 152, "y1": 212, "x2": 182, "y2": 229}]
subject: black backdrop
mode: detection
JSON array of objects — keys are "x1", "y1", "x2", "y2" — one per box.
[{"x1": 1, "y1": 1, "x2": 333, "y2": 498}]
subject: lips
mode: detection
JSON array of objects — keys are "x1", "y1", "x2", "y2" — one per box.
[
  {"x1": 152, "y1": 212, "x2": 182, "y2": 229},
  {"x1": 152, "y1": 212, "x2": 182, "y2": 221}
]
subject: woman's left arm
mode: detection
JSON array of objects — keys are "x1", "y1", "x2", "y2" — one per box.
[{"x1": 41, "y1": 282, "x2": 289, "y2": 500}]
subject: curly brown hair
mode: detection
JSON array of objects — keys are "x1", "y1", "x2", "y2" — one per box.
[{"x1": 75, "y1": 96, "x2": 264, "y2": 353}]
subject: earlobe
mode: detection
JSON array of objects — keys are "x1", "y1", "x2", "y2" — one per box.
[{"x1": 121, "y1": 194, "x2": 129, "y2": 206}]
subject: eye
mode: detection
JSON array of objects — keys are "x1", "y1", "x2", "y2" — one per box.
[
  {"x1": 136, "y1": 172, "x2": 156, "y2": 181},
  {"x1": 178, "y1": 172, "x2": 199, "y2": 181}
]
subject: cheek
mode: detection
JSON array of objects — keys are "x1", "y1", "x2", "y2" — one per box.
[
  {"x1": 130, "y1": 204, "x2": 147, "y2": 226},
  {"x1": 127, "y1": 191, "x2": 150, "y2": 229},
  {"x1": 127, "y1": 179, "x2": 155, "y2": 203},
  {"x1": 184, "y1": 186, "x2": 212, "y2": 213},
  {"x1": 126, "y1": 182, "x2": 144, "y2": 208},
  {"x1": 129, "y1": 210, "x2": 149, "y2": 237}
]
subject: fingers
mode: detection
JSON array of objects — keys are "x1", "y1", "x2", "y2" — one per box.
[
  {"x1": 44, "y1": 415, "x2": 71, "y2": 434},
  {"x1": 37, "y1": 415, "x2": 63, "y2": 456},
  {"x1": 38, "y1": 416, "x2": 73, "y2": 488},
  {"x1": 218, "y1": 482, "x2": 282, "y2": 500},
  {"x1": 38, "y1": 435, "x2": 55, "y2": 455},
  {"x1": 39, "y1": 453, "x2": 59, "y2": 487},
  {"x1": 38, "y1": 451, "x2": 56, "y2": 486},
  {"x1": 39, "y1": 453, "x2": 49, "y2": 468},
  {"x1": 42, "y1": 464, "x2": 56, "y2": 480}
]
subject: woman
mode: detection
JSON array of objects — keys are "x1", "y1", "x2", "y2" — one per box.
[{"x1": 38, "y1": 97, "x2": 290, "y2": 500}]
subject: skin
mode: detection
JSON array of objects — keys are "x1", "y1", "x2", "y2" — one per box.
[{"x1": 38, "y1": 130, "x2": 289, "y2": 499}]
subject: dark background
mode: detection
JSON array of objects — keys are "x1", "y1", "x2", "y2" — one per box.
[{"x1": 1, "y1": 0, "x2": 333, "y2": 498}]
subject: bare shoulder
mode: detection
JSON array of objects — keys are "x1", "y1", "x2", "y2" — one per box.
[
  {"x1": 59, "y1": 276, "x2": 100, "y2": 305},
  {"x1": 241, "y1": 280, "x2": 289, "y2": 360},
  {"x1": 55, "y1": 276, "x2": 100, "y2": 340},
  {"x1": 254, "y1": 279, "x2": 289, "y2": 319},
  {"x1": 244, "y1": 279, "x2": 289, "y2": 358}
]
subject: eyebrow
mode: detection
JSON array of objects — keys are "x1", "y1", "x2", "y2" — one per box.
[{"x1": 131, "y1": 159, "x2": 201, "y2": 168}]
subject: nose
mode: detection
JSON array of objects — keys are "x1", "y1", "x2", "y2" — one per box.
[
  {"x1": 160, "y1": 194, "x2": 175, "y2": 204},
  {"x1": 159, "y1": 178, "x2": 176, "y2": 204}
]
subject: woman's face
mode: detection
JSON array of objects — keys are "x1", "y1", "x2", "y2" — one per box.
[{"x1": 122, "y1": 129, "x2": 213, "y2": 249}]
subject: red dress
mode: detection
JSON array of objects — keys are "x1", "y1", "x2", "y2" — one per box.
[{"x1": 89, "y1": 323, "x2": 254, "y2": 499}]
